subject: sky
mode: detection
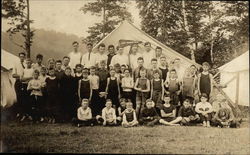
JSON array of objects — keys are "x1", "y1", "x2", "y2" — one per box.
[{"x1": 2, "y1": 0, "x2": 141, "y2": 38}]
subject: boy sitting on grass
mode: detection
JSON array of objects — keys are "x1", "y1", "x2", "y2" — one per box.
[
  {"x1": 117, "y1": 98, "x2": 127, "y2": 122},
  {"x1": 96, "y1": 99, "x2": 117, "y2": 126},
  {"x1": 72, "y1": 99, "x2": 95, "y2": 127},
  {"x1": 178, "y1": 97, "x2": 199, "y2": 126},
  {"x1": 195, "y1": 93, "x2": 213, "y2": 127},
  {"x1": 212, "y1": 99, "x2": 240, "y2": 128},
  {"x1": 159, "y1": 93, "x2": 182, "y2": 126},
  {"x1": 139, "y1": 99, "x2": 160, "y2": 126},
  {"x1": 122, "y1": 102, "x2": 138, "y2": 128}
]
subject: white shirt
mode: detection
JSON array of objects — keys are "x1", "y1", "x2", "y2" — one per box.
[
  {"x1": 110, "y1": 54, "x2": 129, "y2": 67},
  {"x1": 129, "y1": 53, "x2": 142, "y2": 70},
  {"x1": 81, "y1": 52, "x2": 97, "y2": 68},
  {"x1": 12, "y1": 60, "x2": 26, "y2": 78},
  {"x1": 95, "y1": 53, "x2": 108, "y2": 68},
  {"x1": 88, "y1": 75, "x2": 99, "y2": 90},
  {"x1": 77, "y1": 107, "x2": 92, "y2": 120},
  {"x1": 195, "y1": 102, "x2": 213, "y2": 114},
  {"x1": 68, "y1": 51, "x2": 82, "y2": 69},
  {"x1": 122, "y1": 77, "x2": 134, "y2": 92},
  {"x1": 22, "y1": 68, "x2": 34, "y2": 83},
  {"x1": 102, "y1": 107, "x2": 116, "y2": 122},
  {"x1": 32, "y1": 63, "x2": 45, "y2": 72},
  {"x1": 27, "y1": 79, "x2": 43, "y2": 96},
  {"x1": 143, "y1": 50, "x2": 155, "y2": 69}
]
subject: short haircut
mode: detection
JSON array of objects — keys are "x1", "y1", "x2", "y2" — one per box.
[
  {"x1": 63, "y1": 56, "x2": 70, "y2": 60},
  {"x1": 139, "y1": 69, "x2": 146, "y2": 73},
  {"x1": 124, "y1": 68, "x2": 130, "y2": 72},
  {"x1": 183, "y1": 98, "x2": 191, "y2": 103},
  {"x1": 108, "y1": 45, "x2": 115, "y2": 49},
  {"x1": 100, "y1": 60, "x2": 106, "y2": 65},
  {"x1": 36, "y1": 54, "x2": 43, "y2": 59},
  {"x1": 114, "y1": 63, "x2": 120, "y2": 68},
  {"x1": 33, "y1": 69, "x2": 40, "y2": 74},
  {"x1": 144, "y1": 42, "x2": 151, "y2": 46},
  {"x1": 106, "y1": 99, "x2": 112, "y2": 103},
  {"x1": 47, "y1": 58, "x2": 55, "y2": 63},
  {"x1": 151, "y1": 58, "x2": 157, "y2": 62},
  {"x1": 98, "y1": 43, "x2": 105, "y2": 49},
  {"x1": 153, "y1": 69, "x2": 160, "y2": 75},
  {"x1": 137, "y1": 57, "x2": 144, "y2": 61},
  {"x1": 156, "y1": 46, "x2": 162, "y2": 50},
  {"x1": 146, "y1": 99, "x2": 153, "y2": 103},
  {"x1": 120, "y1": 98, "x2": 126, "y2": 103},
  {"x1": 72, "y1": 41, "x2": 79, "y2": 45},
  {"x1": 19, "y1": 52, "x2": 26, "y2": 56},
  {"x1": 109, "y1": 68, "x2": 115, "y2": 72},
  {"x1": 87, "y1": 42, "x2": 93, "y2": 46},
  {"x1": 56, "y1": 60, "x2": 62, "y2": 64},
  {"x1": 75, "y1": 64, "x2": 82, "y2": 68},
  {"x1": 202, "y1": 62, "x2": 210, "y2": 67},
  {"x1": 121, "y1": 64, "x2": 126, "y2": 68},
  {"x1": 65, "y1": 66, "x2": 71, "y2": 71},
  {"x1": 90, "y1": 66, "x2": 96, "y2": 70},
  {"x1": 200, "y1": 93, "x2": 208, "y2": 99},
  {"x1": 170, "y1": 69, "x2": 176, "y2": 73},
  {"x1": 41, "y1": 66, "x2": 47, "y2": 71},
  {"x1": 82, "y1": 98, "x2": 89, "y2": 103},
  {"x1": 48, "y1": 67, "x2": 55, "y2": 71},
  {"x1": 26, "y1": 58, "x2": 32, "y2": 62},
  {"x1": 126, "y1": 102, "x2": 133, "y2": 107},
  {"x1": 160, "y1": 56, "x2": 166, "y2": 60},
  {"x1": 82, "y1": 68, "x2": 89, "y2": 73}
]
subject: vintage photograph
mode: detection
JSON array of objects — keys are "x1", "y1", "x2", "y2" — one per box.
[{"x1": 1, "y1": 0, "x2": 249, "y2": 154}]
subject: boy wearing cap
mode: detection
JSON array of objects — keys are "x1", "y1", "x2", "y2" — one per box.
[
  {"x1": 72, "y1": 99, "x2": 95, "y2": 127},
  {"x1": 139, "y1": 99, "x2": 160, "y2": 126}
]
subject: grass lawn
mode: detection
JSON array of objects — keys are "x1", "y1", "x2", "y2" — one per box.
[{"x1": 1, "y1": 121, "x2": 250, "y2": 154}]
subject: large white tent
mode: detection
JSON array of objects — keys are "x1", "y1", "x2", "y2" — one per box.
[
  {"x1": 219, "y1": 51, "x2": 249, "y2": 106},
  {"x1": 1, "y1": 49, "x2": 18, "y2": 108},
  {"x1": 92, "y1": 20, "x2": 200, "y2": 70}
]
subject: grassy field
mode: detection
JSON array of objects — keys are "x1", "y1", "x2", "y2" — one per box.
[{"x1": 1, "y1": 120, "x2": 250, "y2": 154}]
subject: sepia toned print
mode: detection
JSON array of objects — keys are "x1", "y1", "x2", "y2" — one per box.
[{"x1": 1, "y1": 0, "x2": 249, "y2": 154}]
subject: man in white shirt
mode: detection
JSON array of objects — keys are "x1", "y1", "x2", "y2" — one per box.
[
  {"x1": 68, "y1": 41, "x2": 82, "y2": 69},
  {"x1": 81, "y1": 43, "x2": 97, "y2": 69},
  {"x1": 155, "y1": 46, "x2": 166, "y2": 67},
  {"x1": 32, "y1": 54, "x2": 45, "y2": 72},
  {"x1": 95, "y1": 43, "x2": 108, "y2": 68},
  {"x1": 143, "y1": 42, "x2": 155, "y2": 69},
  {"x1": 128, "y1": 43, "x2": 142, "y2": 70},
  {"x1": 110, "y1": 46, "x2": 129, "y2": 67},
  {"x1": 12, "y1": 52, "x2": 26, "y2": 118}
]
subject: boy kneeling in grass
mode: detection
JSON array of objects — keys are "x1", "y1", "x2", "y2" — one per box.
[
  {"x1": 96, "y1": 99, "x2": 117, "y2": 126},
  {"x1": 159, "y1": 93, "x2": 182, "y2": 126},
  {"x1": 177, "y1": 97, "x2": 200, "y2": 126},
  {"x1": 139, "y1": 99, "x2": 160, "y2": 126},
  {"x1": 122, "y1": 102, "x2": 138, "y2": 128},
  {"x1": 72, "y1": 99, "x2": 95, "y2": 127}
]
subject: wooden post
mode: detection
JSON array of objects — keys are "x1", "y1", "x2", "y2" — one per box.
[{"x1": 235, "y1": 72, "x2": 240, "y2": 105}]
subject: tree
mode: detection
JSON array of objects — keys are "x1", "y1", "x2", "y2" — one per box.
[
  {"x1": 136, "y1": 0, "x2": 248, "y2": 66},
  {"x1": 2, "y1": 0, "x2": 34, "y2": 58},
  {"x1": 80, "y1": 0, "x2": 132, "y2": 44}
]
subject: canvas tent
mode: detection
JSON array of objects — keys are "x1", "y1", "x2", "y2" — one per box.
[
  {"x1": 1, "y1": 49, "x2": 18, "y2": 108},
  {"x1": 92, "y1": 20, "x2": 200, "y2": 70},
  {"x1": 219, "y1": 51, "x2": 249, "y2": 107}
]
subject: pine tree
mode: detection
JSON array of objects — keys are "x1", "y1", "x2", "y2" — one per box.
[{"x1": 80, "y1": 0, "x2": 132, "y2": 44}]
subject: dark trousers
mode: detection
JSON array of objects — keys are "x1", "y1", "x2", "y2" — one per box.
[
  {"x1": 139, "y1": 117, "x2": 160, "y2": 126},
  {"x1": 211, "y1": 119, "x2": 238, "y2": 128},
  {"x1": 29, "y1": 95, "x2": 42, "y2": 121},
  {"x1": 199, "y1": 113, "x2": 212, "y2": 122},
  {"x1": 90, "y1": 89, "x2": 101, "y2": 117},
  {"x1": 13, "y1": 79, "x2": 22, "y2": 115}
]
